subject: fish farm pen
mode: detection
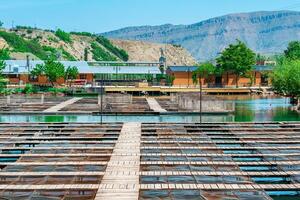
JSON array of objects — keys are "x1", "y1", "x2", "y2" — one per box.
[{"x1": 0, "y1": 122, "x2": 298, "y2": 199}]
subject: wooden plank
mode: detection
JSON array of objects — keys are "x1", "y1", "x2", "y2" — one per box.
[{"x1": 95, "y1": 122, "x2": 141, "y2": 200}]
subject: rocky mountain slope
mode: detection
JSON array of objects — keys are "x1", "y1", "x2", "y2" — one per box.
[
  {"x1": 0, "y1": 27, "x2": 195, "y2": 65},
  {"x1": 111, "y1": 39, "x2": 195, "y2": 65},
  {"x1": 102, "y1": 10, "x2": 300, "y2": 61}
]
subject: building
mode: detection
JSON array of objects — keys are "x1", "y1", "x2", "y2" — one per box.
[
  {"x1": 167, "y1": 65, "x2": 274, "y2": 87},
  {"x1": 3, "y1": 60, "x2": 162, "y2": 86}
]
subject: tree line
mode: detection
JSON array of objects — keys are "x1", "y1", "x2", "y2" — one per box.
[{"x1": 192, "y1": 40, "x2": 300, "y2": 109}]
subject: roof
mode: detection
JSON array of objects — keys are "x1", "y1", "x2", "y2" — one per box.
[
  {"x1": 168, "y1": 66, "x2": 198, "y2": 72},
  {"x1": 254, "y1": 65, "x2": 274, "y2": 71},
  {"x1": 3, "y1": 60, "x2": 162, "y2": 75},
  {"x1": 168, "y1": 65, "x2": 274, "y2": 72}
]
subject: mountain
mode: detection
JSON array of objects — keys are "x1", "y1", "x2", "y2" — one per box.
[
  {"x1": 0, "y1": 27, "x2": 195, "y2": 65},
  {"x1": 102, "y1": 11, "x2": 300, "y2": 61}
]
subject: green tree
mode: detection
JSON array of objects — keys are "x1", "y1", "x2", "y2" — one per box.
[
  {"x1": 284, "y1": 41, "x2": 300, "y2": 60},
  {"x1": 0, "y1": 21, "x2": 3, "y2": 28},
  {"x1": 84, "y1": 48, "x2": 89, "y2": 61},
  {"x1": 192, "y1": 62, "x2": 216, "y2": 86},
  {"x1": 0, "y1": 49, "x2": 8, "y2": 90},
  {"x1": 0, "y1": 48, "x2": 10, "y2": 60},
  {"x1": 271, "y1": 59, "x2": 300, "y2": 110},
  {"x1": 31, "y1": 60, "x2": 65, "y2": 86},
  {"x1": 216, "y1": 40, "x2": 256, "y2": 88},
  {"x1": 65, "y1": 66, "x2": 79, "y2": 86},
  {"x1": 256, "y1": 53, "x2": 267, "y2": 63},
  {"x1": 55, "y1": 29, "x2": 72, "y2": 43}
]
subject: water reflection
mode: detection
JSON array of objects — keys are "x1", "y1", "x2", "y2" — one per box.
[{"x1": 0, "y1": 96, "x2": 299, "y2": 123}]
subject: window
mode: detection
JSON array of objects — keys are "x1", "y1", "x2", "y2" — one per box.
[
  {"x1": 80, "y1": 74, "x2": 87, "y2": 79},
  {"x1": 7, "y1": 74, "x2": 19, "y2": 79}
]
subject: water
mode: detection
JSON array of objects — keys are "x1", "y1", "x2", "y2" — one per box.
[{"x1": 0, "y1": 96, "x2": 298, "y2": 123}]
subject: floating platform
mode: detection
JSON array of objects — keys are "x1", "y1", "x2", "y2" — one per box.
[{"x1": 0, "y1": 122, "x2": 298, "y2": 199}]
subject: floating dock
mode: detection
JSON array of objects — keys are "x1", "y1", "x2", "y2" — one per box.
[{"x1": 0, "y1": 122, "x2": 299, "y2": 199}]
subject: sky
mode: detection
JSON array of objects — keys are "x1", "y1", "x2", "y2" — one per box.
[{"x1": 1, "y1": 0, "x2": 300, "y2": 33}]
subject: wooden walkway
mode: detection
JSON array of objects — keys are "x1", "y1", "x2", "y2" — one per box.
[
  {"x1": 146, "y1": 98, "x2": 167, "y2": 112},
  {"x1": 95, "y1": 122, "x2": 141, "y2": 200},
  {"x1": 43, "y1": 97, "x2": 82, "y2": 112},
  {"x1": 0, "y1": 122, "x2": 298, "y2": 199}
]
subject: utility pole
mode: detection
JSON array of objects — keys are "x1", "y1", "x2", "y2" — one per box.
[
  {"x1": 199, "y1": 75, "x2": 202, "y2": 124},
  {"x1": 100, "y1": 74, "x2": 104, "y2": 124}
]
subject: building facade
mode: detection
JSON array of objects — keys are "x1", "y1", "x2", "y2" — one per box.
[
  {"x1": 167, "y1": 65, "x2": 273, "y2": 87},
  {"x1": 4, "y1": 60, "x2": 161, "y2": 86}
]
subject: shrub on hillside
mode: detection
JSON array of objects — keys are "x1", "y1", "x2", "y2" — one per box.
[
  {"x1": 96, "y1": 36, "x2": 129, "y2": 61},
  {"x1": 70, "y1": 32, "x2": 95, "y2": 37},
  {"x1": 55, "y1": 29, "x2": 72, "y2": 43},
  {"x1": 0, "y1": 31, "x2": 48, "y2": 60},
  {"x1": 91, "y1": 42, "x2": 117, "y2": 61}
]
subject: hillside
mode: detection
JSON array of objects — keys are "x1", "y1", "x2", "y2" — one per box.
[
  {"x1": 111, "y1": 39, "x2": 195, "y2": 66},
  {"x1": 0, "y1": 27, "x2": 195, "y2": 65},
  {"x1": 102, "y1": 10, "x2": 300, "y2": 61}
]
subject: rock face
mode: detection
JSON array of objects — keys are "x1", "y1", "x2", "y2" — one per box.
[
  {"x1": 111, "y1": 39, "x2": 196, "y2": 65},
  {"x1": 0, "y1": 28, "x2": 195, "y2": 65},
  {"x1": 102, "y1": 11, "x2": 300, "y2": 61}
]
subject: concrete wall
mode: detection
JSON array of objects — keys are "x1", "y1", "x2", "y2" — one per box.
[{"x1": 172, "y1": 93, "x2": 235, "y2": 112}]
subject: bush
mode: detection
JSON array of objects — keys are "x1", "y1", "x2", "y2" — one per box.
[
  {"x1": 96, "y1": 36, "x2": 129, "y2": 61},
  {"x1": 55, "y1": 29, "x2": 72, "y2": 43},
  {"x1": 23, "y1": 84, "x2": 34, "y2": 94},
  {"x1": 70, "y1": 32, "x2": 95, "y2": 37},
  {"x1": 0, "y1": 88, "x2": 14, "y2": 95},
  {"x1": 0, "y1": 31, "x2": 49, "y2": 60},
  {"x1": 60, "y1": 48, "x2": 77, "y2": 61},
  {"x1": 91, "y1": 42, "x2": 117, "y2": 61},
  {"x1": 48, "y1": 87, "x2": 67, "y2": 95},
  {"x1": 0, "y1": 48, "x2": 10, "y2": 60}
]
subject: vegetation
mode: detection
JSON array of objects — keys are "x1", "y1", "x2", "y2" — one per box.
[
  {"x1": 84, "y1": 48, "x2": 89, "y2": 61},
  {"x1": 60, "y1": 48, "x2": 77, "y2": 61},
  {"x1": 0, "y1": 31, "x2": 50, "y2": 60},
  {"x1": 166, "y1": 75, "x2": 175, "y2": 86},
  {"x1": 91, "y1": 42, "x2": 117, "y2": 61},
  {"x1": 23, "y1": 84, "x2": 35, "y2": 94},
  {"x1": 31, "y1": 60, "x2": 66, "y2": 86},
  {"x1": 271, "y1": 59, "x2": 300, "y2": 109},
  {"x1": 216, "y1": 40, "x2": 256, "y2": 88},
  {"x1": 65, "y1": 66, "x2": 79, "y2": 85},
  {"x1": 0, "y1": 21, "x2": 3, "y2": 28},
  {"x1": 256, "y1": 53, "x2": 267, "y2": 63},
  {"x1": 55, "y1": 29, "x2": 72, "y2": 43},
  {"x1": 96, "y1": 36, "x2": 129, "y2": 61},
  {"x1": 192, "y1": 62, "x2": 216, "y2": 85},
  {"x1": 0, "y1": 48, "x2": 10, "y2": 60},
  {"x1": 284, "y1": 41, "x2": 300, "y2": 60},
  {"x1": 70, "y1": 32, "x2": 95, "y2": 37}
]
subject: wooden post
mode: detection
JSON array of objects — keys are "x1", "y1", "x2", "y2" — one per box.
[
  {"x1": 6, "y1": 95, "x2": 10, "y2": 105},
  {"x1": 41, "y1": 94, "x2": 44, "y2": 104}
]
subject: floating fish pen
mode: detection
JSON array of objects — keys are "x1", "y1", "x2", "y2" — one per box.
[
  {"x1": 0, "y1": 122, "x2": 298, "y2": 199},
  {"x1": 61, "y1": 95, "x2": 151, "y2": 113},
  {"x1": 0, "y1": 95, "x2": 71, "y2": 112}
]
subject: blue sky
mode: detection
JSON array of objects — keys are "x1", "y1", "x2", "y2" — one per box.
[{"x1": 1, "y1": 0, "x2": 300, "y2": 33}]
